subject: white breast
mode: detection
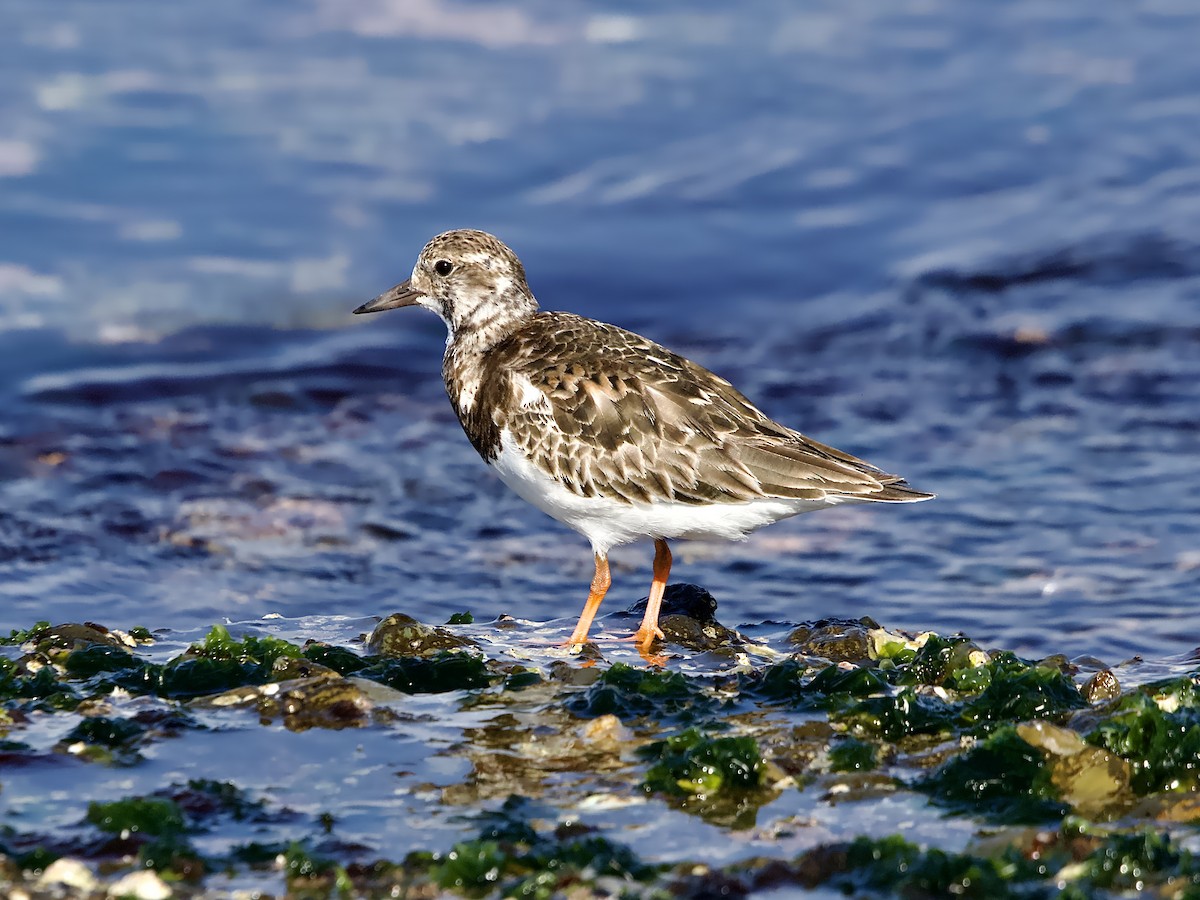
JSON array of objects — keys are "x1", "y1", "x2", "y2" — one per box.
[{"x1": 489, "y1": 430, "x2": 839, "y2": 556}]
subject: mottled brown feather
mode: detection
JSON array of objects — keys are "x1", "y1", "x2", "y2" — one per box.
[{"x1": 447, "y1": 311, "x2": 933, "y2": 507}]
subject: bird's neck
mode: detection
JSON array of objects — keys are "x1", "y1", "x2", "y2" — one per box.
[
  {"x1": 444, "y1": 292, "x2": 537, "y2": 360},
  {"x1": 441, "y1": 300, "x2": 536, "y2": 420}
]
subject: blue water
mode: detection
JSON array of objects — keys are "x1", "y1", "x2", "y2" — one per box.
[{"x1": 2, "y1": 0, "x2": 1199, "y2": 662}]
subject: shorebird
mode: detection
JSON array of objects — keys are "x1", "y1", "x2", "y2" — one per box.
[{"x1": 354, "y1": 229, "x2": 932, "y2": 650}]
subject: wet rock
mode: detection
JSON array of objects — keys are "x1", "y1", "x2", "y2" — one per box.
[
  {"x1": 107, "y1": 869, "x2": 173, "y2": 899},
  {"x1": 31, "y1": 622, "x2": 131, "y2": 653},
  {"x1": 367, "y1": 613, "x2": 476, "y2": 657},
  {"x1": 660, "y1": 583, "x2": 718, "y2": 621},
  {"x1": 1127, "y1": 792, "x2": 1200, "y2": 822},
  {"x1": 262, "y1": 676, "x2": 374, "y2": 731},
  {"x1": 549, "y1": 660, "x2": 603, "y2": 686},
  {"x1": 660, "y1": 614, "x2": 740, "y2": 651},
  {"x1": 269, "y1": 655, "x2": 341, "y2": 682},
  {"x1": 1036, "y1": 654, "x2": 1074, "y2": 673},
  {"x1": 579, "y1": 713, "x2": 631, "y2": 749},
  {"x1": 199, "y1": 673, "x2": 372, "y2": 730},
  {"x1": 1082, "y1": 669, "x2": 1120, "y2": 704},
  {"x1": 819, "y1": 771, "x2": 898, "y2": 804},
  {"x1": 1016, "y1": 721, "x2": 1132, "y2": 819},
  {"x1": 624, "y1": 585, "x2": 740, "y2": 650},
  {"x1": 37, "y1": 858, "x2": 97, "y2": 892},
  {"x1": 787, "y1": 617, "x2": 880, "y2": 663},
  {"x1": 763, "y1": 721, "x2": 836, "y2": 777}
]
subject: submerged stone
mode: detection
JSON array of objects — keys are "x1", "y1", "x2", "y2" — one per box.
[{"x1": 367, "y1": 613, "x2": 477, "y2": 657}]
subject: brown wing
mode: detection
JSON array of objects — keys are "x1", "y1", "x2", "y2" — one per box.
[{"x1": 486, "y1": 312, "x2": 931, "y2": 506}]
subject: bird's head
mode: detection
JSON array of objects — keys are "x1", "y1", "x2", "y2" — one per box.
[{"x1": 354, "y1": 229, "x2": 538, "y2": 343}]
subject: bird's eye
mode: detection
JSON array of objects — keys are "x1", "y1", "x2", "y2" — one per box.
[{"x1": 434, "y1": 260, "x2": 454, "y2": 277}]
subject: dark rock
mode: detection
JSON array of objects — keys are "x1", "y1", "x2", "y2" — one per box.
[
  {"x1": 625, "y1": 584, "x2": 741, "y2": 650},
  {"x1": 626, "y1": 583, "x2": 719, "y2": 623}
]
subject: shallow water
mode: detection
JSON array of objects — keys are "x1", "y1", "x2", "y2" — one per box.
[{"x1": 3, "y1": 1, "x2": 1200, "y2": 663}]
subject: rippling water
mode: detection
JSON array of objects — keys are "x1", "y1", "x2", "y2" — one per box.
[{"x1": 2, "y1": 0, "x2": 1199, "y2": 662}]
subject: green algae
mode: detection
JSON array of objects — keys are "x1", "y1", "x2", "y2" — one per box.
[
  {"x1": 303, "y1": 641, "x2": 371, "y2": 674},
  {"x1": 62, "y1": 643, "x2": 142, "y2": 678},
  {"x1": 195, "y1": 624, "x2": 303, "y2": 666},
  {"x1": 0, "y1": 657, "x2": 79, "y2": 710},
  {"x1": 305, "y1": 639, "x2": 494, "y2": 693},
  {"x1": 828, "y1": 737, "x2": 878, "y2": 773},
  {"x1": 919, "y1": 726, "x2": 1068, "y2": 824},
  {"x1": 60, "y1": 715, "x2": 146, "y2": 765},
  {"x1": 838, "y1": 835, "x2": 1045, "y2": 899},
  {"x1": 1086, "y1": 677, "x2": 1200, "y2": 795},
  {"x1": 837, "y1": 686, "x2": 959, "y2": 739},
  {"x1": 1080, "y1": 829, "x2": 1200, "y2": 892},
  {"x1": 639, "y1": 728, "x2": 772, "y2": 826},
  {"x1": 789, "y1": 828, "x2": 1200, "y2": 898},
  {"x1": 86, "y1": 797, "x2": 187, "y2": 836},
  {"x1": 957, "y1": 652, "x2": 1087, "y2": 726},
  {"x1": 567, "y1": 662, "x2": 721, "y2": 721},
  {"x1": 282, "y1": 842, "x2": 353, "y2": 895},
  {"x1": 357, "y1": 651, "x2": 494, "y2": 693},
  {"x1": 0, "y1": 621, "x2": 50, "y2": 646},
  {"x1": 3, "y1": 614, "x2": 1200, "y2": 898},
  {"x1": 747, "y1": 641, "x2": 1086, "y2": 747},
  {"x1": 427, "y1": 800, "x2": 660, "y2": 899}
]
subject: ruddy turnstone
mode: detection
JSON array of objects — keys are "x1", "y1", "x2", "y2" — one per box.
[{"x1": 355, "y1": 229, "x2": 933, "y2": 650}]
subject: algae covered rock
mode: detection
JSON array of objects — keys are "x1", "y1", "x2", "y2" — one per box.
[
  {"x1": 787, "y1": 617, "x2": 879, "y2": 663},
  {"x1": 1017, "y1": 720, "x2": 1133, "y2": 819},
  {"x1": 367, "y1": 613, "x2": 477, "y2": 657}
]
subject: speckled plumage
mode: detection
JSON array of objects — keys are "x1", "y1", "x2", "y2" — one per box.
[{"x1": 355, "y1": 229, "x2": 933, "y2": 651}]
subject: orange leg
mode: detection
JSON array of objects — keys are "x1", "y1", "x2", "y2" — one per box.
[
  {"x1": 566, "y1": 553, "x2": 610, "y2": 646},
  {"x1": 631, "y1": 539, "x2": 671, "y2": 649}
]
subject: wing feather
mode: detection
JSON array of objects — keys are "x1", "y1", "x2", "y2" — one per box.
[{"x1": 483, "y1": 312, "x2": 931, "y2": 506}]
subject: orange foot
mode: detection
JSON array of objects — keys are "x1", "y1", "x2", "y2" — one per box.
[
  {"x1": 615, "y1": 626, "x2": 665, "y2": 647},
  {"x1": 613, "y1": 627, "x2": 667, "y2": 666}
]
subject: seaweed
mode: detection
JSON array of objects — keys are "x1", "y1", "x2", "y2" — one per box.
[
  {"x1": 1086, "y1": 687, "x2": 1200, "y2": 795},
  {"x1": 919, "y1": 726, "x2": 1068, "y2": 824},
  {"x1": 567, "y1": 662, "x2": 720, "y2": 721}
]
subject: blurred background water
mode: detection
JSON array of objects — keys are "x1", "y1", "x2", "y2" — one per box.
[{"x1": 1, "y1": 0, "x2": 1198, "y2": 662}]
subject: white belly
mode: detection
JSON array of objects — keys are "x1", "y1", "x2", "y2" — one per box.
[{"x1": 489, "y1": 430, "x2": 840, "y2": 556}]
